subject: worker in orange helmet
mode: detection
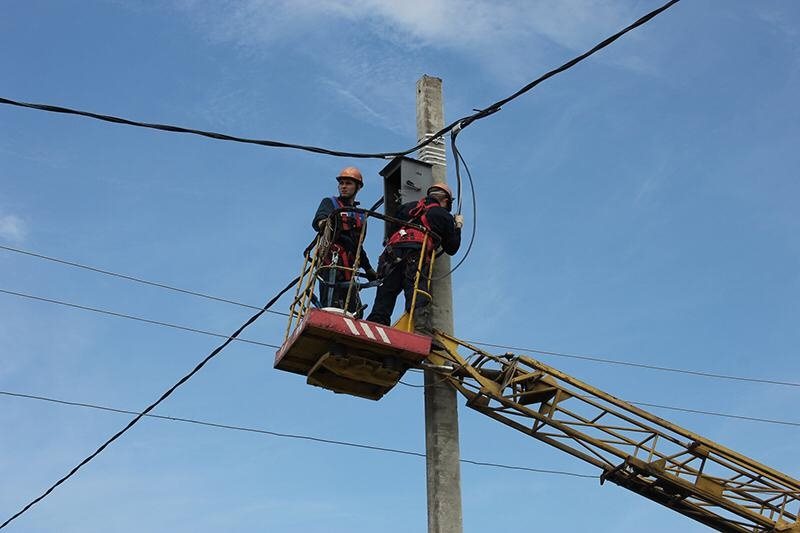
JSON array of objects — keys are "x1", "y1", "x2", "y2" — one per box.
[
  {"x1": 312, "y1": 166, "x2": 378, "y2": 316},
  {"x1": 366, "y1": 182, "x2": 463, "y2": 334}
]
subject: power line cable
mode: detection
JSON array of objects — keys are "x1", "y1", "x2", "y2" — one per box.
[
  {"x1": 441, "y1": 0, "x2": 679, "y2": 264},
  {"x1": 0, "y1": 288, "x2": 280, "y2": 349},
  {"x1": 430, "y1": 132, "x2": 478, "y2": 281},
  {"x1": 398, "y1": 376, "x2": 800, "y2": 428},
  {"x1": 11, "y1": 288, "x2": 793, "y2": 448},
  {"x1": 0, "y1": 274, "x2": 300, "y2": 530},
  {"x1": 6, "y1": 239, "x2": 793, "y2": 390},
  {"x1": 454, "y1": 0, "x2": 681, "y2": 131},
  {"x1": 0, "y1": 95, "x2": 414, "y2": 159},
  {"x1": 468, "y1": 340, "x2": 800, "y2": 388},
  {"x1": 0, "y1": 0, "x2": 680, "y2": 159},
  {"x1": 0, "y1": 390, "x2": 595, "y2": 479},
  {"x1": 624, "y1": 400, "x2": 800, "y2": 428},
  {"x1": 2, "y1": 282, "x2": 797, "y2": 390},
  {"x1": 0, "y1": 243, "x2": 286, "y2": 316}
]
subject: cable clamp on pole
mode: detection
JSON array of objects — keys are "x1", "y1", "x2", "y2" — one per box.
[{"x1": 420, "y1": 361, "x2": 454, "y2": 372}]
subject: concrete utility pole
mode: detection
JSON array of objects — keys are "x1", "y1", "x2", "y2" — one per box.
[{"x1": 416, "y1": 75, "x2": 463, "y2": 533}]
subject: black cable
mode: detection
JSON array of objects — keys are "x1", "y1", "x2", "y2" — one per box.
[
  {"x1": 468, "y1": 340, "x2": 800, "y2": 388},
  {"x1": 428, "y1": 132, "x2": 477, "y2": 281},
  {"x1": 3, "y1": 284, "x2": 798, "y2": 390},
  {"x1": 448, "y1": 136, "x2": 478, "y2": 275},
  {"x1": 0, "y1": 96, "x2": 419, "y2": 159},
  {"x1": 454, "y1": 0, "x2": 682, "y2": 131},
  {"x1": 625, "y1": 400, "x2": 800, "y2": 428},
  {"x1": 0, "y1": 0, "x2": 681, "y2": 158},
  {"x1": 367, "y1": 196, "x2": 385, "y2": 212},
  {"x1": 0, "y1": 274, "x2": 300, "y2": 530},
  {"x1": 457, "y1": 459, "x2": 593, "y2": 478},
  {"x1": 406, "y1": 371, "x2": 800, "y2": 451},
  {"x1": 0, "y1": 288, "x2": 280, "y2": 349},
  {"x1": 0, "y1": 390, "x2": 596, "y2": 479},
  {"x1": 435, "y1": 0, "x2": 681, "y2": 275},
  {"x1": 405, "y1": 359, "x2": 800, "y2": 427},
  {"x1": 400, "y1": 376, "x2": 800, "y2": 428},
  {"x1": 452, "y1": 132, "x2": 464, "y2": 216},
  {"x1": 0, "y1": 243, "x2": 286, "y2": 316},
  {"x1": 4, "y1": 281, "x2": 798, "y2": 391}
]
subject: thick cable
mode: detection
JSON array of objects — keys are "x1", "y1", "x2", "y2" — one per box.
[
  {"x1": 0, "y1": 390, "x2": 595, "y2": 479},
  {"x1": 435, "y1": 134, "x2": 477, "y2": 280},
  {"x1": 0, "y1": 288, "x2": 280, "y2": 349},
  {"x1": 452, "y1": 132, "x2": 464, "y2": 216},
  {"x1": 454, "y1": 0, "x2": 681, "y2": 130},
  {"x1": 0, "y1": 0, "x2": 681, "y2": 158},
  {"x1": 0, "y1": 274, "x2": 300, "y2": 530},
  {"x1": 426, "y1": 132, "x2": 477, "y2": 282},
  {"x1": 0, "y1": 96, "x2": 417, "y2": 159}
]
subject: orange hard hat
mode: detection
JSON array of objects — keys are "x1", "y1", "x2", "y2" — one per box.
[
  {"x1": 337, "y1": 166, "x2": 364, "y2": 187},
  {"x1": 427, "y1": 182, "x2": 453, "y2": 199}
]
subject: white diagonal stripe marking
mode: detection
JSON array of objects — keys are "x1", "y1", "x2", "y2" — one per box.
[
  {"x1": 375, "y1": 326, "x2": 391, "y2": 344},
  {"x1": 360, "y1": 322, "x2": 376, "y2": 340},
  {"x1": 343, "y1": 317, "x2": 360, "y2": 335}
]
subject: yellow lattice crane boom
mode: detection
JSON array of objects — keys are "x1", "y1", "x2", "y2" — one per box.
[
  {"x1": 276, "y1": 204, "x2": 798, "y2": 532},
  {"x1": 426, "y1": 333, "x2": 800, "y2": 533}
]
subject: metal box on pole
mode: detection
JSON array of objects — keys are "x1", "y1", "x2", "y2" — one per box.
[{"x1": 379, "y1": 156, "x2": 434, "y2": 240}]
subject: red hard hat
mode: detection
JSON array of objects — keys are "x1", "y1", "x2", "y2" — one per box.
[
  {"x1": 337, "y1": 166, "x2": 364, "y2": 187},
  {"x1": 427, "y1": 182, "x2": 453, "y2": 199}
]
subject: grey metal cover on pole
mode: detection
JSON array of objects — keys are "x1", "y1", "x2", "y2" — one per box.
[{"x1": 417, "y1": 74, "x2": 464, "y2": 533}]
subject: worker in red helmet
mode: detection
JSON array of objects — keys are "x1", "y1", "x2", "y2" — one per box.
[
  {"x1": 366, "y1": 182, "x2": 463, "y2": 333},
  {"x1": 312, "y1": 166, "x2": 377, "y2": 315}
]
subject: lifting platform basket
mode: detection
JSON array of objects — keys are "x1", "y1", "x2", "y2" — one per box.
[{"x1": 275, "y1": 205, "x2": 437, "y2": 400}]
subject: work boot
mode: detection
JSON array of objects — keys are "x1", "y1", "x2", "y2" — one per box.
[
  {"x1": 413, "y1": 305, "x2": 446, "y2": 350},
  {"x1": 413, "y1": 304, "x2": 433, "y2": 336}
]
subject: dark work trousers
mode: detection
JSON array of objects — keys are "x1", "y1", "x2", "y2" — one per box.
[
  {"x1": 318, "y1": 248, "x2": 362, "y2": 316},
  {"x1": 366, "y1": 245, "x2": 432, "y2": 331}
]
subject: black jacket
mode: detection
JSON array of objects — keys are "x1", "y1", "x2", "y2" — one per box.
[
  {"x1": 312, "y1": 196, "x2": 373, "y2": 269},
  {"x1": 392, "y1": 196, "x2": 461, "y2": 256}
]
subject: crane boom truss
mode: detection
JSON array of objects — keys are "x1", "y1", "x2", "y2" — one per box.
[{"x1": 430, "y1": 333, "x2": 800, "y2": 533}]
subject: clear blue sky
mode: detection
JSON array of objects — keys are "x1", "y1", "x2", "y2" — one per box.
[{"x1": 1, "y1": 1, "x2": 798, "y2": 531}]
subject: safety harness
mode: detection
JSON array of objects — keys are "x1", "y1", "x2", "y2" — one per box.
[
  {"x1": 325, "y1": 196, "x2": 365, "y2": 281},
  {"x1": 331, "y1": 196, "x2": 365, "y2": 231},
  {"x1": 386, "y1": 198, "x2": 439, "y2": 252}
]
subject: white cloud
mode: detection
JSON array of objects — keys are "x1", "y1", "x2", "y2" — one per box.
[
  {"x1": 170, "y1": 0, "x2": 662, "y2": 133},
  {"x1": 174, "y1": 0, "x2": 639, "y2": 59},
  {"x1": 0, "y1": 214, "x2": 27, "y2": 242},
  {"x1": 754, "y1": 4, "x2": 799, "y2": 41},
  {"x1": 319, "y1": 77, "x2": 407, "y2": 135},
  {"x1": 355, "y1": 0, "x2": 629, "y2": 52}
]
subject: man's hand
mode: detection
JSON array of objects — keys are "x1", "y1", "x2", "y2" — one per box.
[
  {"x1": 365, "y1": 267, "x2": 379, "y2": 282},
  {"x1": 454, "y1": 214, "x2": 464, "y2": 229}
]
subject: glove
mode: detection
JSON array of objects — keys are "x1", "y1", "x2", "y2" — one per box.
[
  {"x1": 453, "y1": 214, "x2": 464, "y2": 230},
  {"x1": 365, "y1": 267, "x2": 379, "y2": 282}
]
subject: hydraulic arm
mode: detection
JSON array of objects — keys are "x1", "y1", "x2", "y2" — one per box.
[{"x1": 430, "y1": 333, "x2": 800, "y2": 533}]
